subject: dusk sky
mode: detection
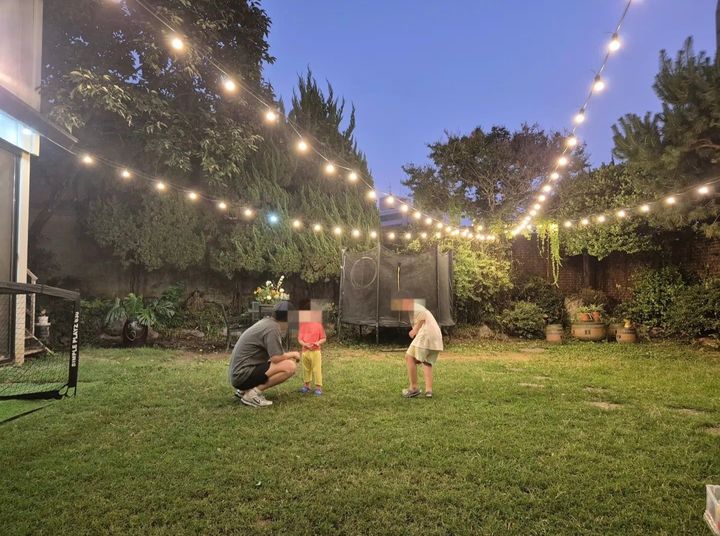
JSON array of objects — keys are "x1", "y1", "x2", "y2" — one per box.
[{"x1": 263, "y1": 0, "x2": 717, "y2": 195}]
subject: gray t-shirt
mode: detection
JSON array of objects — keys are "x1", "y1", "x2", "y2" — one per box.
[{"x1": 228, "y1": 318, "x2": 284, "y2": 387}]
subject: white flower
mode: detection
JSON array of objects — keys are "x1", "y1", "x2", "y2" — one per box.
[
  {"x1": 280, "y1": 288, "x2": 285, "y2": 293},
  {"x1": 265, "y1": 280, "x2": 272, "y2": 286}
]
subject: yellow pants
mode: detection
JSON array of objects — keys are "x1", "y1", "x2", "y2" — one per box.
[{"x1": 302, "y1": 350, "x2": 323, "y2": 387}]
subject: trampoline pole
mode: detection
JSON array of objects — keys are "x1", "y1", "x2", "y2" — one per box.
[
  {"x1": 375, "y1": 240, "x2": 381, "y2": 345},
  {"x1": 436, "y1": 244, "x2": 440, "y2": 320}
]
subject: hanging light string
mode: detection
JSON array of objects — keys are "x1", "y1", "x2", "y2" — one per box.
[
  {"x1": 556, "y1": 177, "x2": 720, "y2": 230},
  {"x1": 123, "y1": 0, "x2": 462, "y2": 231},
  {"x1": 512, "y1": 0, "x2": 634, "y2": 236}
]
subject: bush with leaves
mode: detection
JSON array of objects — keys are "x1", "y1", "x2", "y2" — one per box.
[
  {"x1": 664, "y1": 279, "x2": 720, "y2": 340},
  {"x1": 499, "y1": 301, "x2": 546, "y2": 339},
  {"x1": 625, "y1": 267, "x2": 687, "y2": 329},
  {"x1": 517, "y1": 277, "x2": 565, "y2": 324}
]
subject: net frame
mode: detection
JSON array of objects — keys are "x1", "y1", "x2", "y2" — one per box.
[{"x1": 0, "y1": 282, "x2": 80, "y2": 400}]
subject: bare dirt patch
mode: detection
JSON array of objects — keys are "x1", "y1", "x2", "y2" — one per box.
[{"x1": 587, "y1": 401, "x2": 623, "y2": 411}]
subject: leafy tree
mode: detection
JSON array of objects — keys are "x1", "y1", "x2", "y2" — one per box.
[
  {"x1": 403, "y1": 124, "x2": 588, "y2": 224},
  {"x1": 612, "y1": 38, "x2": 720, "y2": 235}
]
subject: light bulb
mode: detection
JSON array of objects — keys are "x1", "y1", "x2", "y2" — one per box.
[
  {"x1": 223, "y1": 79, "x2": 237, "y2": 92},
  {"x1": 313, "y1": 224, "x2": 322, "y2": 232},
  {"x1": 698, "y1": 185, "x2": 710, "y2": 195},
  {"x1": 333, "y1": 226, "x2": 343, "y2": 236},
  {"x1": 593, "y1": 75, "x2": 605, "y2": 92},
  {"x1": 81, "y1": 154, "x2": 94, "y2": 165},
  {"x1": 120, "y1": 169, "x2": 131, "y2": 179},
  {"x1": 385, "y1": 195, "x2": 395, "y2": 205},
  {"x1": 533, "y1": 203, "x2": 541, "y2": 210},
  {"x1": 425, "y1": 217, "x2": 433, "y2": 225},
  {"x1": 366, "y1": 190, "x2": 377, "y2": 200},
  {"x1": 352, "y1": 229, "x2": 361, "y2": 238},
  {"x1": 348, "y1": 171, "x2": 358, "y2": 182},
  {"x1": 558, "y1": 156, "x2": 569, "y2": 167},
  {"x1": 268, "y1": 214, "x2": 279, "y2": 224},
  {"x1": 324, "y1": 162, "x2": 336, "y2": 175},
  {"x1": 292, "y1": 219, "x2": 302, "y2": 229},
  {"x1": 436, "y1": 222, "x2": 444, "y2": 229},
  {"x1": 388, "y1": 232, "x2": 396, "y2": 240},
  {"x1": 435, "y1": 232, "x2": 442, "y2": 238},
  {"x1": 608, "y1": 33, "x2": 621, "y2": 52},
  {"x1": 399, "y1": 204, "x2": 409, "y2": 213},
  {"x1": 413, "y1": 211, "x2": 422, "y2": 220},
  {"x1": 616, "y1": 210, "x2": 626, "y2": 218},
  {"x1": 244, "y1": 208, "x2": 254, "y2": 218},
  {"x1": 476, "y1": 225, "x2": 484, "y2": 231},
  {"x1": 218, "y1": 201, "x2": 228, "y2": 210},
  {"x1": 187, "y1": 191, "x2": 198, "y2": 201},
  {"x1": 564, "y1": 221, "x2": 573, "y2": 228},
  {"x1": 538, "y1": 195, "x2": 546, "y2": 202},
  {"x1": 665, "y1": 196, "x2": 676, "y2": 205},
  {"x1": 597, "y1": 215, "x2": 606, "y2": 223},
  {"x1": 170, "y1": 36, "x2": 184, "y2": 51},
  {"x1": 640, "y1": 204, "x2": 650, "y2": 213},
  {"x1": 155, "y1": 181, "x2": 166, "y2": 192},
  {"x1": 297, "y1": 140, "x2": 309, "y2": 153},
  {"x1": 566, "y1": 136, "x2": 578, "y2": 147},
  {"x1": 542, "y1": 185, "x2": 552, "y2": 193},
  {"x1": 550, "y1": 172, "x2": 560, "y2": 181},
  {"x1": 530, "y1": 209, "x2": 538, "y2": 216},
  {"x1": 404, "y1": 232, "x2": 412, "y2": 240},
  {"x1": 420, "y1": 232, "x2": 428, "y2": 239},
  {"x1": 574, "y1": 111, "x2": 586, "y2": 124},
  {"x1": 370, "y1": 231, "x2": 378, "y2": 239},
  {"x1": 264, "y1": 109, "x2": 278, "y2": 123},
  {"x1": 581, "y1": 218, "x2": 590, "y2": 226}
]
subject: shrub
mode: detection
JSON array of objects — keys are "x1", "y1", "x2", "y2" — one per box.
[
  {"x1": 665, "y1": 279, "x2": 720, "y2": 340},
  {"x1": 517, "y1": 277, "x2": 565, "y2": 324},
  {"x1": 499, "y1": 301, "x2": 546, "y2": 339},
  {"x1": 576, "y1": 288, "x2": 609, "y2": 308},
  {"x1": 625, "y1": 267, "x2": 687, "y2": 329}
]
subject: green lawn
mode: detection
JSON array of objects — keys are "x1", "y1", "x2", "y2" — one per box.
[{"x1": 1, "y1": 341, "x2": 719, "y2": 535}]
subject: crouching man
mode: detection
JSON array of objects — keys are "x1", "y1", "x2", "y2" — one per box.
[{"x1": 229, "y1": 301, "x2": 300, "y2": 408}]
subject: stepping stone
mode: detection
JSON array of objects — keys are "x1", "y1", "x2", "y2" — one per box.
[
  {"x1": 587, "y1": 401, "x2": 623, "y2": 411},
  {"x1": 518, "y1": 383, "x2": 545, "y2": 388}
]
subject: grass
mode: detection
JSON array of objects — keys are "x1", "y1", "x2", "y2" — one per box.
[{"x1": 0, "y1": 341, "x2": 719, "y2": 535}]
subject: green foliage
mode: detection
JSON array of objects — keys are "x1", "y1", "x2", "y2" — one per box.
[
  {"x1": 575, "y1": 288, "x2": 609, "y2": 309},
  {"x1": 665, "y1": 279, "x2": 720, "y2": 340},
  {"x1": 106, "y1": 292, "x2": 177, "y2": 329},
  {"x1": 624, "y1": 267, "x2": 687, "y2": 329},
  {"x1": 517, "y1": 277, "x2": 565, "y2": 324},
  {"x1": 535, "y1": 223, "x2": 561, "y2": 285},
  {"x1": 442, "y1": 240, "x2": 513, "y2": 324},
  {"x1": 611, "y1": 38, "x2": 720, "y2": 236},
  {"x1": 498, "y1": 301, "x2": 546, "y2": 339},
  {"x1": 403, "y1": 124, "x2": 588, "y2": 225},
  {"x1": 551, "y1": 164, "x2": 659, "y2": 259},
  {"x1": 79, "y1": 299, "x2": 116, "y2": 346}
]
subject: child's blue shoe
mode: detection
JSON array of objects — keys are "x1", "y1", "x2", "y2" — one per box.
[
  {"x1": 314, "y1": 388, "x2": 323, "y2": 396},
  {"x1": 299, "y1": 386, "x2": 311, "y2": 394}
]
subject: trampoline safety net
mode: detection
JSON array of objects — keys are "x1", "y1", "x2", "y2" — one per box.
[
  {"x1": 0, "y1": 282, "x2": 80, "y2": 400},
  {"x1": 340, "y1": 245, "x2": 454, "y2": 328}
]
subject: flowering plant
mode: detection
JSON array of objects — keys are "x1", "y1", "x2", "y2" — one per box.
[{"x1": 254, "y1": 276, "x2": 290, "y2": 304}]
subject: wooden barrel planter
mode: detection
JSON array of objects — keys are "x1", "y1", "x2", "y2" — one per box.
[
  {"x1": 607, "y1": 323, "x2": 623, "y2": 341},
  {"x1": 545, "y1": 324, "x2": 564, "y2": 344},
  {"x1": 571, "y1": 322, "x2": 607, "y2": 342},
  {"x1": 616, "y1": 327, "x2": 638, "y2": 344}
]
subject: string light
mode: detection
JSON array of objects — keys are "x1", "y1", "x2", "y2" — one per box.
[
  {"x1": 187, "y1": 191, "x2": 198, "y2": 201},
  {"x1": 533, "y1": 203, "x2": 541, "y2": 210},
  {"x1": 564, "y1": 221, "x2": 573, "y2": 228},
  {"x1": 218, "y1": 201, "x2": 228, "y2": 211},
  {"x1": 292, "y1": 219, "x2": 302, "y2": 229},
  {"x1": 698, "y1": 185, "x2": 710, "y2": 195},
  {"x1": 608, "y1": 33, "x2": 621, "y2": 52},
  {"x1": 348, "y1": 171, "x2": 358, "y2": 182},
  {"x1": 366, "y1": 190, "x2": 377, "y2": 200},
  {"x1": 244, "y1": 208, "x2": 254, "y2": 218},
  {"x1": 404, "y1": 232, "x2": 412, "y2": 240},
  {"x1": 351, "y1": 229, "x2": 361, "y2": 238},
  {"x1": 550, "y1": 172, "x2": 560, "y2": 181},
  {"x1": 640, "y1": 204, "x2": 650, "y2": 213},
  {"x1": 616, "y1": 209, "x2": 627, "y2": 218},
  {"x1": 324, "y1": 162, "x2": 336, "y2": 175},
  {"x1": 538, "y1": 195, "x2": 547, "y2": 202},
  {"x1": 435, "y1": 232, "x2": 442, "y2": 239},
  {"x1": 385, "y1": 195, "x2": 395, "y2": 205},
  {"x1": 542, "y1": 185, "x2": 552, "y2": 193},
  {"x1": 155, "y1": 181, "x2": 167, "y2": 192},
  {"x1": 313, "y1": 223, "x2": 322, "y2": 232},
  {"x1": 476, "y1": 225, "x2": 484, "y2": 231},
  {"x1": 268, "y1": 213, "x2": 279, "y2": 224},
  {"x1": 81, "y1": 154, "x2": 94, "y2": 165},
  {"x1": 557, "y1": 156, "x2": 569, "y2": 167},
  {"x1": 370, "y1": 231, "x2": 378, "y2": 239},
  {"x1": 425, "y1": 217, "x2": 433, "y2": 225},
  {"x1": 399, "y1": 204, "x2": 409, "y2": 213},
  {"x1": 223, "y1": 79, "x2": 238, "y2": 92},
  {"x1": 413, "y1": 211, "x2": 422, "y2": 220},
  {"x1": 436, "y1": 222, "x2": 444, "y2": 229},
  {"x1": 596, "y1": 215, "x2": 606, "y2": 223},
  {"x1": 665, "y1": 196, "x2": 676, "y2": 205},
  {"x1": 333, "y1": 226, "x2": 343, "y2": 236},
  {"x1": 120, "y1": 169, "x2": 131, "y2": 179},
  {"x1": 420, "y1": 232, "x2": 428, "y2": 239},
  {"x1": 574, "y1": 110, "x2": 586, "y2": 124},
  {"x1": 566, "y1": 136, "x2": 578, "y2": 147},
  {"x1": 581, "y1": 218, "x2": 590, "y2": 226},
  {"x1": 388, "y1": 232, "x2": 396, "y2": 240},
  {"x1": 529, "y1": 209, "x2": 538, "y2": 217},
  {"x1": 296, "y1": 140, "x2": 309, "y2": 153}
]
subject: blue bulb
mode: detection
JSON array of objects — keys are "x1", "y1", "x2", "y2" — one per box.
[{"x1": 268, "y1": 214, "x2": 279, "y2": 224}]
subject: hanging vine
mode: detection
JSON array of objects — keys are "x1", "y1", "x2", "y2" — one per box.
[{"x1": 536, "y1": 222, "x2": 562, "y2": 286}]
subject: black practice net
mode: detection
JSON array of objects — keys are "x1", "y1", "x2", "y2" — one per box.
[
  {"x1": 340, "y1": 245, "x2": 454, "y2": 329},
  {"x1": 0, "y1": 282, "x2": 80, "y2": 400}
]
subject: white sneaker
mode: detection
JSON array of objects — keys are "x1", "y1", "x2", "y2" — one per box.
[
  {"x1": 241, "y1": 388, "x2": 273, "y2": 408},
  {"x1": 234, "y1": 389, "x2": 245, "y2": 399}
]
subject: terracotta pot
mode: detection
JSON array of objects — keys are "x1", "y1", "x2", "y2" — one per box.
[
  {"x1": 571, "y1": 322, "x2": 607, "y2": 342},
  {"x1": 591, "y1": 311, "x2": 602, "y2": 322},
  {"x1": 616, "y1": 327, "x2": 638, "y2": 344},
  {"x1": 545, "y1": 324, "x2": 564, "y2": 344},
  {"x1": 578, "y1": 312, "x2": 593, "y2": 322}
]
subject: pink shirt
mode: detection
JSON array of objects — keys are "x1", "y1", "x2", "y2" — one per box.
[{"x1": 298, "y1": 322, "x2": 326, "y2": 351}]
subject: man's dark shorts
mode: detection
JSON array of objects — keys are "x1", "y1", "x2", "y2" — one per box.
[{"x1": 233, "y1": 362, "x2": 271, "y2": 391}]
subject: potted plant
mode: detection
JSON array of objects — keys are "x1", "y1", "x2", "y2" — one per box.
[
  {"x1": 105, "y1": 293, "x2": 177, "y2": 346},
  {"x1": 253, "y1": 276, "x2": 290, "y2": 316},
  {"x1": 587, "y1": 304, "x2": 604, "y2": 322},
  {"x1": 576, "y1": 306, "x2": 593, "y2": 322}
]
